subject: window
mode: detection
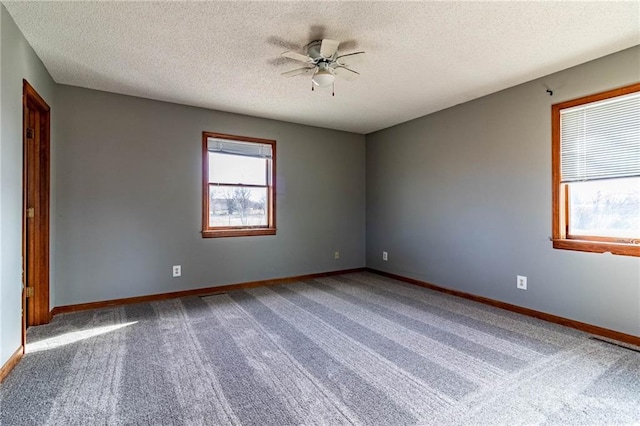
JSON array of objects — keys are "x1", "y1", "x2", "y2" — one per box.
[
  {"x1": 202, "y1": 132, "x2": 276, "y2": 238},
  {"x1": 552, "y1": 83, "x2": 640, "y2": 257}
]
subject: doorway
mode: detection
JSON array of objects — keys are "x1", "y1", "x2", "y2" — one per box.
[{"x1": 22, "y1": 80, "x2": 51, "y2": 346}]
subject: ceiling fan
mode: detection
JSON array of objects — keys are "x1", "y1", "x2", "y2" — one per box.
[{"x1": 280, "y1": 39, "x2": 365, "y2": 92}]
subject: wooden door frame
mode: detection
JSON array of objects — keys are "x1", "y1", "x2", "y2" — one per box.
[{"x1": 22, "y1": 79, "x2": 51, "y2": 348}]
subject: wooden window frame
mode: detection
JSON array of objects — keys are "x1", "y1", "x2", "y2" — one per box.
[
  {"x1": 551, "y1": 82, "x2": 640, "y2": 257},
  {"x1": 202, "y1": 132, "x2": 276, "y2": 238}
]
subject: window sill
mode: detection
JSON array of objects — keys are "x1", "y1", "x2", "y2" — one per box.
[
  {"x1": 552, "y1": 239, "x2": 640, "y2": 257},
  {"x1": 202, "y1": 228, "x2": 276, "y2": 238}
]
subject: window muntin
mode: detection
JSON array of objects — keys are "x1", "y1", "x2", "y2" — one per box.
[
  {"x1": 552, "y1": 83, "x2": 640, "y2": 256},
  {"x1": 202, "y1": 132, "x2": 275, "y2": 238}
]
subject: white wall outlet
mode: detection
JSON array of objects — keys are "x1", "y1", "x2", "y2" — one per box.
[
  {"x1": 382, "y1": 251, "x2": 388, "y2": 261},
  {"x1": 517, "y1": 275, "x2": 527, "y2": 290},
  {"x1": 334, "y1": 251, "x2": 340, "y2": 259},
  {"x1": 172, "y1": 265, "x2": 181, "y2": 277}
]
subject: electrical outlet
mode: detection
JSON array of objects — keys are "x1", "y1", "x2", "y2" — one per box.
[
  {"x1": 382, "y1": 251, "x2": 388, "y2": 261},
  {"x1": 334, "y1": 251, "x2": 340, "y2": 259},
  {"x1": 517, "y1": 275, "x2": 527, "y2": 290},
  {"x1": 173, "y1": 265, "x2": 181, "y2": 277}
]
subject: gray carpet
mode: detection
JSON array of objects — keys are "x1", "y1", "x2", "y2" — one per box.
[{"x1": 1, "y1": 272, "x2": 639, "y2": 425}]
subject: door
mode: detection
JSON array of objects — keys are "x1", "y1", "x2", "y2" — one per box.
[{"x1": 22, "y1": 80, "x2": 51, "y2": 342}]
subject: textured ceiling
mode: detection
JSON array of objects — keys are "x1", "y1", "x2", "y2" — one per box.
[{"x1": 4, "y1": 1, "x2": 640, "y2": 134}]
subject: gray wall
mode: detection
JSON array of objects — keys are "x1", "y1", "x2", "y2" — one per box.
[
  {"x1": 0, "y1": 5, "x2": 56, "y2": 367},
  {"x1": 55, "y1": 85, "x2": 365, "y2": 306},
  {"x1": 366, "y1": 46, "x2": 640, "y2": 337}
]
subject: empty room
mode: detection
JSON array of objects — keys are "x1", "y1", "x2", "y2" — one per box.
[{"x1": 1, "y1": 1, "x2": 639, "y2": 425}]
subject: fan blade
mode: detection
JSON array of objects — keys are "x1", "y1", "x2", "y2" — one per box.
[
  {"x1": 320, "y1": 39, "x2": 340, "y2": 58},
  {"x1": 336, "y1": 51, "x2": 366, "y2": 67},
  {"x1": 334, "y1": 66, "x2": 360, "y2": 81},
  {"x1": 281, "y1": 51, "x2": 313, "y2": 63},
  {"x1": 281, "y1": 67, "x2": 314, "y2": 77}
]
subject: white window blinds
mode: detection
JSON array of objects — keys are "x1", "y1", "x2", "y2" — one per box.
[
  {"x1": 207, "y1": 137, "x2": 272, "y2": 159},
  {"x1": 560, "y1": 91, "x2": 640, "y2": 183}
]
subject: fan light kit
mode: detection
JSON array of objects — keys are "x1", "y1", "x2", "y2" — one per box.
[
  {"x1": 313, "y1": 64, "x2": 335, "y2": 88},
  {"x1": 280, "y1": 39, "x2": 365, "y2": 95}
]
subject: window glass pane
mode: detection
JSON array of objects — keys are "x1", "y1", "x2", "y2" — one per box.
[
  {"x1": 569, "y1": 177, "x2": 640, "y2": 238},
  {"x1": 209, "y1": 186, "x2": 268, "y2": 228},
  {"x1": 209, "y1": 152, "x2": 266, "y2": 185}
]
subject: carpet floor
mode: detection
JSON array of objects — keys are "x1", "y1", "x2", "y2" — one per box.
[{"x1": 1, "y1": 272, "x2": 639, "y2": 425}]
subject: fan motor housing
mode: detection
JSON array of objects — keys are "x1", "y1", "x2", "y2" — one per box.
[{"x1": 306, "y1": 40, "x2": 334, "y2": 61}]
